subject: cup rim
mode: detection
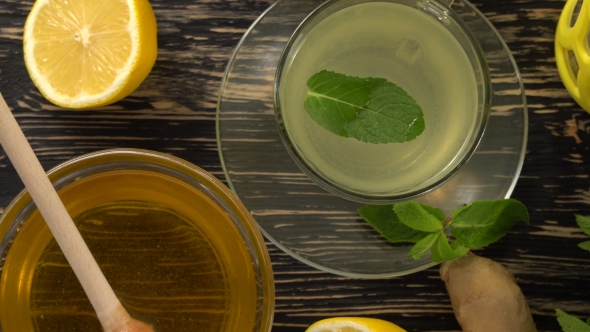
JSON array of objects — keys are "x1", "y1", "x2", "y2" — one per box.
[
  {"x1": 273, "y1": 0, "x2": 491, "y2": 204},
  {"x1": 0, "y1": 148, "x2": 275, "y2": 332}
]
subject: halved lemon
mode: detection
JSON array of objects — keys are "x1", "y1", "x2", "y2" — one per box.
[
  {"x1": 23, "y1": 0, "x2": 157, "y2": 109},
  {"x1": 306, "y1": 317, "x2": 407, "y2": 332}
]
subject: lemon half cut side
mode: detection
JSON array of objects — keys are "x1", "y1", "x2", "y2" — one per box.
[
  {"x1": 23, "y1": 0, "x2": 157, "y2": 109},
  {"x1": 305, "y1": 317, "x2": 407, "y2": 332}
]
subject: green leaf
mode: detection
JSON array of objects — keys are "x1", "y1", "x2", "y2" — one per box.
[
  {"x1": 575, "y1": 215, "x2": 590, "y2": 236},
  {"x1": 451, "y1": 199, "x2": 529, "y2": 248},
  {"x1": 450, "y1": 240, "x2": 469, "y2": 253},
  {"x1": 578, "y1": 241, "x2": 590, "y2": 252},
  {"x1": 394, "y1": 201, "x2": 443, "y2": 233},
  {"x1": 556, "y1": 309, "x2": 590, "y2": 332},
  {"x1": 304, "y1": 70, "x2": 424, "y2": 144},
  {"x1": 358, "y1": 205, "x2": 429, "y2": 243},
  {"x1": 420, "y1": 204, "x2": 446, "y2": 222},
  {"x1": 408, "y1": 233, "x2": 439, "y2": 260},
  {"x1": 430, "y1": 235, "x2": 470, "y2": 262}
]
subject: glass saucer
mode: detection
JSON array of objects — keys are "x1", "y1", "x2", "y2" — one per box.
[{"x1": 216, "y1": 0, "x2": 527, "y2": 278}]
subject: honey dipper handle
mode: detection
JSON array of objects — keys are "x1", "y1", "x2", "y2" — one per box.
[{"x1": 0, "y1": 94, "x2": 153, "y2": 332}]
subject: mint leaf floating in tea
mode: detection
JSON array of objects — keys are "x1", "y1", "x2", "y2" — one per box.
[{"x1": 304, "y1": 70, "x2": 424, "y2": 143}]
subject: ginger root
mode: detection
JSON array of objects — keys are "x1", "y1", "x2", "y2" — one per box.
[{"x1": 440, "y1": 253, "x2": 537, "y2": 332}]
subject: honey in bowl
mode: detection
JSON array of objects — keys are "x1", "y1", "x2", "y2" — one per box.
[{"x1": 0, "y1": 149, "x2": 274, "y2": 332}]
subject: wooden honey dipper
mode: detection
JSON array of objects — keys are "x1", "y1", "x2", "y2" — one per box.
[{"x1": 0, "y1": 93, "x2": 154, "y2": 332}]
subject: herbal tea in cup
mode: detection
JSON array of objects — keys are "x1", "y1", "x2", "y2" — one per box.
[
  {"x1": 274, "y1": 0, "x2": 490, "y2": 203},
  {"x1": 0, "y1": 149, "x2": 274, "y2": 332}
]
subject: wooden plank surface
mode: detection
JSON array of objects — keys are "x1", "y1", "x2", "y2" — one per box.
[{"x1": 1, "y1": 0, "x2": 589, "y2": 331}]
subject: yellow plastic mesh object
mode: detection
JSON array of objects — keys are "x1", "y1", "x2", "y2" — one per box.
[{"x1": 556, "y1": 0, "x2": 590, "y2": 112}]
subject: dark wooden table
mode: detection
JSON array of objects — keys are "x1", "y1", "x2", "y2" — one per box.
[{"x1": 1, "y1": 0, "x2": 589, "y2": 331}]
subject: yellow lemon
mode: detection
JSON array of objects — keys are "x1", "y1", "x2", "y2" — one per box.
[
  {"x1": 23, "y1": 0, "x2": 158, "y2": 109},
  {"x1": 306, "y1": 317, "x2": 407, "y2": 332}
]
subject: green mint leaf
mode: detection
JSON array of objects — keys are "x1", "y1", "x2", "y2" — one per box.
[
  {"x1": 358, "y1": 205, "x2": 429, "y2": 243},
  {"x1": 578, "y1": 241, "x2": 590, "y2": 252},
  {"x1": 420, "y1": 204, "x2": 446, "y2": 222},
  {"x1": 575, "y1": 214, "x2": 590, "y2": 236},
  {"x1": 556, "y1": 309, "x2": 590, "y2": 332},
  {"x1": 304, "y1": 70, "x2": 424, "y2": 144},
  {"x1": 394, "y1": 201, "x2": 443, "y2": 233},
  {"x1": 408, "y1": 233, "x2": 439, "y2": 260},
  {"x1": 451, "y1": 199, "x2": 529, "y2": 248},
  {"x1": 430, "y1": 234, "x2": 469, "y2": 262},
  {"x1": 450, "y1": 240, "x2": 470, "y2": 253}
]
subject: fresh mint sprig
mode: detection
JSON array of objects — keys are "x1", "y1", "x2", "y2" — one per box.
[
  {"x1": 304, "y1": 70, "x2": 424, "y2": 144},
  {"x1": 554, "y1": 215, "x2": 590, "y2": 332},
  {"x1": 574, "y1": 214, "x2": 590, "y2": 251},
  {"x1": 359, "y1": 199, "x2": 529, "y2": 262},
  {"x1": 556, "y1": 309, "x2": 590, "y2": 332},
  {"x1": 357, "y1": 204, "x2": 429, "y2": 244}
]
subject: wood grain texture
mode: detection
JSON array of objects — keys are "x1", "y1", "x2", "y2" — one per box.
[{"x1": 0, "y1": 0, "x2": 589, "y2": 331}]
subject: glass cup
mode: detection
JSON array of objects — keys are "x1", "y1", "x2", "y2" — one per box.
[
  {"x1": 0, "y1": 149, "x2": 274, "y2": 332},
  {"x1": 274, "y1": 0, "x2": 491, "y2": 204}
]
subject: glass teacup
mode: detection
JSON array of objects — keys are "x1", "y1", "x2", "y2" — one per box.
[{"x1": 274, "y1": 0, "x2": 491, "y2": 204}]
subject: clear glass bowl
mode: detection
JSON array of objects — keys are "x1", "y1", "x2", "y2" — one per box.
[
  {"x1": 0, "y1": 149, "x2": 274, "y2": 331},
  {"x1": 274, "y1": 0, "x2": 491, "y2": 203},
  {"x1": 216, "y1": 0, "x2": 527, "y2": 278}
]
